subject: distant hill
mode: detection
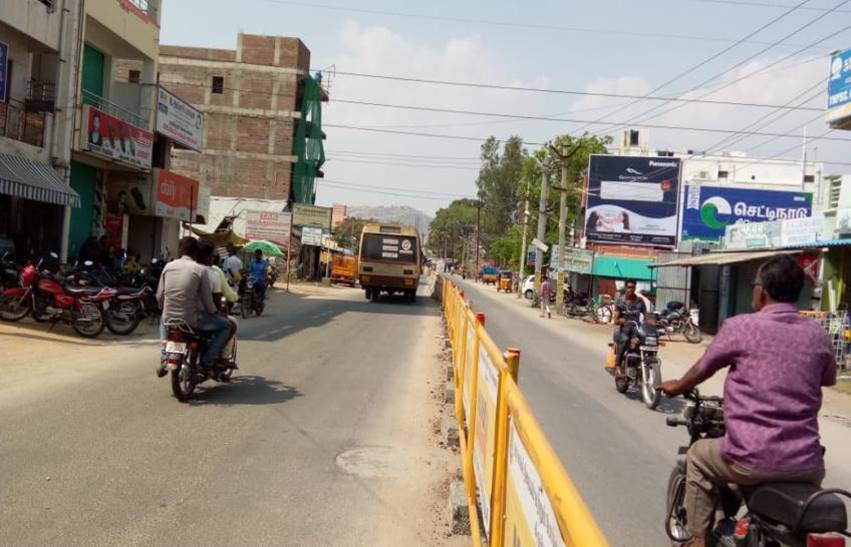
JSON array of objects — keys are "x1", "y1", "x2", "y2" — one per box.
[{"x1": 347, "y1": 205, "x2": 433, "y2": 241}]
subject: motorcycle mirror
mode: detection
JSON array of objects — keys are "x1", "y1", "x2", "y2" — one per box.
[
  {"x1": 151, "y1": 258, "x2": 158, "y2": 264},
  {"x1": 50, "y1": 252, "x2": 59, "y2": 259},
  {"x1": 84, "y1": 260, "x2": 94, "y2": 267}
]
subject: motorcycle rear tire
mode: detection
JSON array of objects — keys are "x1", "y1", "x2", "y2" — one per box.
[
  {"x1": 665, "y1": 463, "x2": 692, "y2": 544},
  {"x1": 615, "y1": 374, "x2": 629, "y2": 394},
  {"x1": 105, "y1": 302, "x2": 143, "y2": 335},
  {"x1": 72, "y1": 309, "x2": 105, "y2": 338},
  {"x1": 241, "y1": 294, "x2": 251, "y2": 319},
  {"x1": 641, "y1": 363, "x2": 661, "y2": 410},
  {"x1": 0, "y1": 295, "x2": 30, "y2": 321},
  {"x1": 683, "y1": 322, "x2": 702, "y2": 344}
]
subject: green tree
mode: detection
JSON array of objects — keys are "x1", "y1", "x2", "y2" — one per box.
[
  {"x1": 428, "y1": 199, "x2": 479, "y2": 259},
  {"x1": 476, "y1": 135, "x2": 526, "y2": 246},
  {"x1": 332, "y1": 217, "x2": 375, "y2": 253}
]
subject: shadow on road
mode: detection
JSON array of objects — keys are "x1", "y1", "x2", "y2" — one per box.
[
  {"x1": 624, "y1": 389, "x2": 685, "y2": 415},
  {"x1": 189, "y1": 375, "x2": 303, "y2": 407}
]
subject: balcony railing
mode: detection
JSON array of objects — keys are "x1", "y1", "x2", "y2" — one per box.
[
  {"x1": 26, "y1": 80, "x2": 57, "y2": 113},
  {"x1": 0, "y1": 98, "x2": 48, "y2": 148},
  {"x1": 123, "y1": 0, "x2": 158, "y2": 21},
  {"x1": 81, "y1": 89, "x2": 148, "y2": 129}
]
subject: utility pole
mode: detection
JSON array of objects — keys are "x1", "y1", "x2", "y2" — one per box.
[
  {"x1": 534, "y1": 165, "x2": 549, "y2": 295},
  {"x1": 517, "y1": 183, "x2": 530, "y2": 299},
  {"x1": 475, "y1": 202, "x2": 481, "y2": 281},
  {"x1": 556, "y1": 145, "x2": 568, "y2": 313}
]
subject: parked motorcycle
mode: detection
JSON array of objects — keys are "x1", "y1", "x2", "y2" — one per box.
[
  {"x1": 611, "y1": 310, "x2": 663, "y2": 409},
  {"x1": 665, "y1": 390, "x2": 850, "y2": 546},
  {"x1": 162, "y1": 318, "x2": 237, "y2": 401},
  {"x1": 658, "y1": 300, "x2": 702, "y2": 343},
  {"x1": 239, "y1": 276, "x2": 265, "y2": 318},
  {"x1": 1, "y1": 252, "x2": 21, "y2": 291},
  {"x1": 67, "y1": 260, "x2": 150, "y2": 335}
]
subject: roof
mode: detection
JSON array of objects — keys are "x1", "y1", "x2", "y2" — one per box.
[
  {"x1": 592, "y1": 255, "x2": 655, "y2": 280},
  {"x1": 652, "y1": 249, "x2": 802, "y2": 268},
  {"x1": 0, "y1": 154, "x2": 80, "y2": 208},
  {"x1": 778, "y1": 238, "x2": 851, "y2": 250}
]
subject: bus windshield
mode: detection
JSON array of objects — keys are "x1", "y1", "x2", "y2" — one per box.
[{"x1": 361, "y1": 234, "x2": 418, "y2": 263}]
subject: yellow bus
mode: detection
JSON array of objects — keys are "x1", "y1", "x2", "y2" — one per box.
[{"x1": 358, "y1": 223, "x2": 421, "y2": 303}]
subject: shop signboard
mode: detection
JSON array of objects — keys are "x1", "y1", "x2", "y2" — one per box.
[
  {"x1": 724, "y1": 214, "x2": 823, "y2": 250},
  {"x1": 107, "y1": 174, "x2": 153, "y2": 216},
  {"x1": 293, "y1": 203, "x2": 332, "y2": 230},
  {"x1": 301, "y1": 226, "x2": 323, "y2": 246},
  {"x1": 586, "y1": 155, "x2": 681, "y2": 248},
  {"x1": 561, "y1": 247, "x2": 594, "y2": 274},
  {"x1": 155, "y1": 86, "x2": 204, "y2": 152},
  {"x1": 0, "y1": 41, "x2": 8, "y2": 103},
  {"x1": 80, "y1": 105, "x2": 153, "y2": 169},
  {"x1": 154, "y1": 169, "x2": 199, "y2": 222},
  {"x1": 828, "y1": 48, "x2": 851, "y2": 127},
  {"x1": 683, "y1": 185, "x2": 812, "y2": 242},
  {"x1": 245, "y1": 210, "x2": 292, "y2": 246}
]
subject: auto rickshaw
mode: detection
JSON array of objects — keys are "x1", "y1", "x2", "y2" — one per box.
[{"x1": 497, "y1": 270, "x2": 513, "y2": 292}]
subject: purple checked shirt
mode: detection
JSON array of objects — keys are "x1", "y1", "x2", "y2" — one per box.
[{"x1": 697, "y1": 303, "x2": 837, "y2": 472}]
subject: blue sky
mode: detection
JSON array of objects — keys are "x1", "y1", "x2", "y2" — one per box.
[{"x1": 160, "y1": 0, "x2": 851, "y2": 214}]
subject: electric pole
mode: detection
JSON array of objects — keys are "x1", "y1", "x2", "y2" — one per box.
[
  {"x1": 534, "y1": 164, "x2": 549, "y2": 295},
  {"x1": 556, "y1": 145, "x2": 568, "y2": 313},
  {"x1": 475, "y1": 201, "x2": 481, "y2": 281},
  {"x1": 517, "y1": 183, "x2": 530, "y2": 299}
]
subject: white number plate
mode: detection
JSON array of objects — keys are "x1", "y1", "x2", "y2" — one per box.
[
  {"x1": 641, "y1": 346, "x2": 658, "y2": 352},
  {"x1": 165, "y1": 341, "x2": 187, "y2": 354}
]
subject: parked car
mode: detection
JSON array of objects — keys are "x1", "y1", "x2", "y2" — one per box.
[{"x1": 521, "y1": 275, "x2": 535, "y2": 299}]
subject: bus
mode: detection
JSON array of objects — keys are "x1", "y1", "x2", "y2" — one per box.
[{"x1": 358, "y1": 223, "x2": 421, "y2": 303}]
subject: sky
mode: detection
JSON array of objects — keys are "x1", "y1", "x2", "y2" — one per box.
[{"x1": 159, "y1": 0, "x2": 851, "y2": 215}]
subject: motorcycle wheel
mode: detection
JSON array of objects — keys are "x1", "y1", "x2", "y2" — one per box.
[
  {"x1": 641, "y1": 362, "x2": 661, "y2": 410},
  {"x1": 171, "y1": 352, "x2": 197, "y2": 402},
  {"x1": 105, "y1": 301, "x2": 143, "y2": 335},
  {"x1": 683, "y1": 321, "x2": 702, "y2": 344},
  {"x1": 614, "y1": 373, "x2": 629, "y2": 393},
  {"x1": 665, "y1": 464, "x2": 692, "y2": 544},
  {"x1": 595, "y1": 305, "x2": 613, "y2": 324},
  {"x1": 32, "y1": 294, "x2": 52, "y2": 323},
  {"x1": 220, "y1": 341, "x2": 236, "y2": 383},
  {"x1": 71, "y1": 307, "x2": 106, "y2": 338},
  {"x1": 241, "y1": 294, "x2": 251, "y2": 319},
  {"x1": 255, "y1": 298, "x2": 264, "y2": 316},
  {"x1": 0, "y1": 294, "x2": 30, "y2": 321}
]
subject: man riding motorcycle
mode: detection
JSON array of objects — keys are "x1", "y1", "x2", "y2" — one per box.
[
  {"x1": 155, "y1": 237, "x2": 231, "y2": 378},
  {"x1": 248, "y1": 249, "x2": 269, "y2": 302},
  {"x1": 660, "y1": 255, "x2": 836, "y2": 546},
  {"x1": 611, "y1": 278, "x2": 647, "y2": 375},
  {"x1": 196, "y1": 241, "x2": 238, "y2": 365}
]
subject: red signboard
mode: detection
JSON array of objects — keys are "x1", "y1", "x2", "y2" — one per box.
[
  {"x1": 81, "y1": 104, "x2": 153, "y2": 169},
  {"x1": 154, "y1": 169, "x2": 199, "y2": 222}
]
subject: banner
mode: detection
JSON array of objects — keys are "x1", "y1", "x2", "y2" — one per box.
[
  {"x1": 245, "y1": 210, "x2": 292, "y2": 246},
  {"x1": 156, "y1": 86, "x2": 204, "y2": 152},
  {"x1": 561, "y1": 248, "x2": 594, "y2": 274},
  {"x1": 154, "y1": 169, "x2": 199, "y2": 222},
  {"x1": 473, "y1": 346, "x2": 500, "y2": 536},
  {"x1": 0, "y1": 41, "x2": 8, "y2": 103},
  {"x1": 80, "y1": 104, "x2": 153, "y2": 169},
  {"x1": 301, "y1": 226, "x2": 323, "y2": 246},
  {"x1": 107, "y1": 174, "x2": 153, "y2": 216},
  {"x1": 828, "y1": 48, "x2": 851, "y2": 126},
  {"x1": 293, "y1": 203, "x2": 332, "y2": 230},
  {"x1": 683, "y1": 185, "x2": 812, "y2": 242},
  {"x1": 586, "y1": 155, "x2": 681, "y2": 248},
  {"x1": 724, "y1": 213, "x2": 823, "y2": 250}
]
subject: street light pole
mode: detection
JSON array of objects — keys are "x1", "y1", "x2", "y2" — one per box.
[
  {"x1": 517, "y1": 187, "x2": 530, "y2": 299},
  {"x1": 475, "y1": 201, "x2": 481, "y2": 281},
  {"x1": 556, "y1": 145, "x2": 568, "y2": 313},
  {"x1": 534, "y1": 164, "x2": 549, "y2": 295}
]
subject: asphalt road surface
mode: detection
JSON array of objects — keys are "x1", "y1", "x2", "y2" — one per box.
[
  {"x1": 453, "y1": 276, "x2": 851, "y2": 547},
  {"x1": 0, "y1": 282, "x2": 463, "y2": 546}
]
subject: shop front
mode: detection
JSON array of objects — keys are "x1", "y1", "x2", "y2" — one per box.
[
  {"x1": 590, "y1": 255, "x2": 656, "y2": 299},
  {"x1": 0, "y1": 153, "x2": 80, "y2": 260}
]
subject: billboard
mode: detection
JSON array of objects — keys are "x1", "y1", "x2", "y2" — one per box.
[
  {"x1": 828, "y1": 48, "x2": 851, "y2": 126},
  {"x1": 80, "y1": 104, "x2": 153, "y2": 169},
  {"x1": 301, "y1": 226, "x2": 323, "y2": 246},
  {"x1": 0, "y1": 41, "x2": 8, "y2": 103},
  {"x1": 156, "y1": 86, "x2": 204, "y2": 152},
  {"x1": 245, "y1": 210, "x2": 292, "y2": 246},
  {"x1": 154, "y1": 169, "x2": 200, "y2": 222},
  {"x1": 292, "y1": 203, "x2": 332, "y2": 230},
  {"x1": 682, "y1": 185, "x2": 812, "y2": 242},
  {"x1": 586, "y1": 155, "x2": 681, "y2": 248}
]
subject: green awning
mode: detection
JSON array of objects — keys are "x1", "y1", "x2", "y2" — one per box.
[{"x1": 591, "y1": 256, "x2": 655, "y2": 281}]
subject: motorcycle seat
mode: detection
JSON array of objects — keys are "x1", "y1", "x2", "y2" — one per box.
[
  {"x1": 64, "y1": 285, "x2": 103, "y2": 296},
  {"x1": 744, "y1": 482, "x2": 847, "y2": 533},
  {"x1": 115, "y1": 287, "x2": 146, "y2": 297}
]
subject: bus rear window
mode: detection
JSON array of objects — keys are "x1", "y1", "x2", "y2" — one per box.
[{"x1": 362, "y1": 234, "x2": 418, "y2": 262}]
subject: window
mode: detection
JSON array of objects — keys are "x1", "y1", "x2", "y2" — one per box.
[
  {"x1": 718, "y1": 170, "x2": 729, "y2": 179},
  {"x1": 804, "y1": 174, "x2": 815, "y2": 183},
  {"x1": 128, "y1": 69, "x2": 141, "y2": 84},
  {"x1": 211, "y1": 76, "x2": 224, "y2": 94}
]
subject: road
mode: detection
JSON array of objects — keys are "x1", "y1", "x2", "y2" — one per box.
[
  {"x1": 453, "y1": 276, "x2": 851, "y2": 547},
  {"x1": 0, "y1": 282, "x2": 463, "y2": 546}
]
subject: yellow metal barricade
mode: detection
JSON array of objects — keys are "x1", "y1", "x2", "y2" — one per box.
[{"x1": 440, "y1": 277, "x2": 608, "y2": 547}]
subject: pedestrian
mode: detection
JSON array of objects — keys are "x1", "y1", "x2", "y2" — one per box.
[{"x1": 540, "y1": 272, "x2": 552, "y2": 319}]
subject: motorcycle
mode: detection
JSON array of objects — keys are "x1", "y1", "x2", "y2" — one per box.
[
  {"x1": 67, "y1": 260, "x2": 150, "y2": 335},
  {"x1": 611, "y1": 310, "x2": 663, "y2": 409},
  {"x1": 239, "y1": 276, "x2": 265, "y2": 318},
  {"x1": 162, "y1": 318, "x2": 237, "y2": 401},
  {"x1": 1, "y1": 256, "x2": 111, "y2": 337},
  {"x1": 564, "y1": 286, "x2": 591, "y2": 316},
  {"x1": 658, "y1": 300, "x2": 702, "y2": 343},
  {"x1": 665, "y1": 390, "x2": 850, "y2": 546}
]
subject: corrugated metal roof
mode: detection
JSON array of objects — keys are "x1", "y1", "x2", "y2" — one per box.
[
  {"x1": 778, "y1": 238, "x2": 851, "y2": 249},
  {"x1": 652, "y1": 249, "x2": 802, "y2": 268}
]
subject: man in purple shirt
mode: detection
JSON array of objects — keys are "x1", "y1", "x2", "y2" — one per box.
[{"x1": 660, "y1": 254, "x2": 836, "y2": 546}]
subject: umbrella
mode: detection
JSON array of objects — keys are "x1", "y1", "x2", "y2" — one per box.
[{"x1": 243, "y1": 239, "x2": 284, "y2": 257}]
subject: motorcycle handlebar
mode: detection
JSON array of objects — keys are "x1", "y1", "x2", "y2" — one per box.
[{"x1": 666, "y1": 417, "x2": 687, "y2": 427}]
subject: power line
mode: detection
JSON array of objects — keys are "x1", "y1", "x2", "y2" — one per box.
[
  {"x1": 262, "y1": 0, "x2": 813, "y2": 47},
  {"x1": 567, "y1": 0, "x2": 815, "y2": 136},
  {"x1": 327, "y1": 99, "x2": 851, "y2": 142},
  {"x1": 319, "y1": 179, "x2": 474, "y2": 201},
  {"x1": 692, "y1": 0, "x2": 851, "y2": 12},
  {"x1": 327, "y1": 149, "x2": 479, "y2": 162},
  {"x1": 326, "y1": 157, "x2": 480, "y2": 170}
]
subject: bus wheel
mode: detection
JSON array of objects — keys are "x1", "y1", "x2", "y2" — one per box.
[
  {"x1": 370, "y1": 289, "x2": 380, "y2": 302},
  {"x1": 365, "y1": 288, "x2": 372, "y2": 300},
  {"x1": 408, "y1": 290, "x2": 417, "y2": 303}
]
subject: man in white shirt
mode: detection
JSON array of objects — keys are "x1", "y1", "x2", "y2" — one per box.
[{"x1": 222, "y1": 245, "x2": 243, "y2": 283}]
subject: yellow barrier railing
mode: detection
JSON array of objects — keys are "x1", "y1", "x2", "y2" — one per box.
[{"x1": 441, "y1": 277, "x2": 609, "y2": 547}]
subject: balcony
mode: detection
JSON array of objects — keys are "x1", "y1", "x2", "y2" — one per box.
[
  {"x1": 124, "y1": 0, "x2": 159, "y2": 20},
  {"x1": 0, "y1": 99, "x2": 48, "y2": 148},
  {"x1": 82, "y1": 89, "x2": 148, "y2": 129},
  {"x1": 25, "y1": 80, "x2": 57, "y2": 114}
]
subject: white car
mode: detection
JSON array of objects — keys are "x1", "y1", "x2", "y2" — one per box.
[{"x1": 521, "y1": 275, "x2": 535, "y2": 300}]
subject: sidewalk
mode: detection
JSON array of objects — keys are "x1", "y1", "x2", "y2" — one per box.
[{"x1": 461, "y1": 277, "x2": 851, "y2": 424}]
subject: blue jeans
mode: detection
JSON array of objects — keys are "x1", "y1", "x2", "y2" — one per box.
[
  {"x1": 254, "y1": 279, "x2": 266, "y2": 302},
  {"x1": 195, "y1": 312, "x2": 231, "y2": 365}
]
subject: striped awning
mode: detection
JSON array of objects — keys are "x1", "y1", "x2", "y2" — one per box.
[{"x1": 0, "y1": 153, "x2": 80, "y2": 208}]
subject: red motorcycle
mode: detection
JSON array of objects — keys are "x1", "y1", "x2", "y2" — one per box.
[{"x1": 0, "y1": 260, "x2": 112, "y2": 337}]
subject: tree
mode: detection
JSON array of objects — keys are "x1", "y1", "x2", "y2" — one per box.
[
  {"x1": 476, "y1": 135, "x2": 526, "y2": 246},
  {"x1": 428, "y1": 199, "x2": 480, "y2": 259},
  {"x1": 332, "y1": 217, "x2": 375, "y2": 253}
]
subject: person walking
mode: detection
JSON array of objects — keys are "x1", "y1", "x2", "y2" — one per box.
[{"x1": 540, "y1": 272, "x2": 552, "y2": 319}]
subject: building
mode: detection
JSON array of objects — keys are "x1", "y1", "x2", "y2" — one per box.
[
  {"x1": 67, "y1": 0, "x2": 163, "y2": 259},
  {"x1": 157, "y1": 33, "x2": 327, "y2": 206},
  {"x1": 331, "y1": 202, "x2": 347, "y2": 228},
  {"x1": 0, "y1": 0, "x2": 84, "y2": 260}
]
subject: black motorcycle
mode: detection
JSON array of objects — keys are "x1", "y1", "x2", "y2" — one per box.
[
  {"x1": 658, "y1": 300, "x2": 702, "y2": 343},
  {"x1": 238, "y1": 275, "x2": 265, "y2": 318},
  {"x1": 612, "y1": 310, "x2": 663, "y2": 409},
  {"x1": 665, "y1": 390, "x2": 850, "y2": 546},
  {"x1": 68, "y1": 260, "x2": 149, "y2": 335},
  {"x1": 162, "y1": 318, "x2": 237, "y2": 401},
  {"x1": 564, "y1": 286, "x2": 591, "y2": 316}
]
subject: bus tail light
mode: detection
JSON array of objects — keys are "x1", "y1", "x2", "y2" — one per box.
[{"x1": 404, "y1": 278, "x2": 414, "y2": 286}]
